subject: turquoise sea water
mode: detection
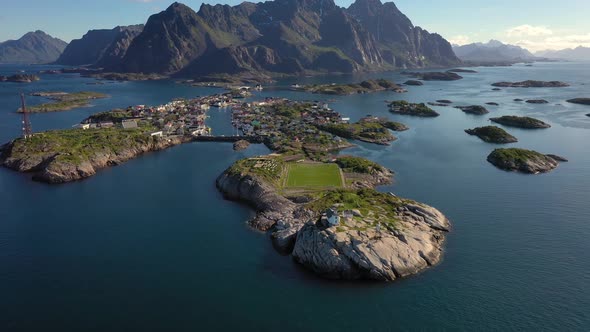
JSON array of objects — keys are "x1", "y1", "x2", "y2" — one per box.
[{"x1": 1, "y1": 63, "x2": 589, "y2": 331}]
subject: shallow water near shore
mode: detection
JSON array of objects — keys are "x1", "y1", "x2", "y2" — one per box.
[{"x1": 1, "y1": 62, "x2": 590, "y2": 331}]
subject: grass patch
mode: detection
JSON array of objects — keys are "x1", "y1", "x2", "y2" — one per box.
[
  {"x1": 8, "y1": 125, "x2": 158, "y2": 165},
  {"x1": 285, "y1": 163, "x2": 343, "y2": 188},
  {"x1": 20, "y1": 91, "x2": 108, "y2": 113}
]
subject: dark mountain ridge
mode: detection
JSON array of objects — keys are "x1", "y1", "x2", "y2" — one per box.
[
  {"x1": 56, "y1": 0, "x2": 460, "y2": 79},
  {"x1": 55, "y1": 25, "x2": 143, "y2": 66},
  {"x1": 0, "y1": 31, "x2": 68, "y2": 64}
]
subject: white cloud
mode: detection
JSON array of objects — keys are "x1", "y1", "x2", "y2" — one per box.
[
  {"x1": 506, "y1": 25, "x2": 553, "y2": 38},
  {"x1": 512, "y1": 33, "x2": 590, "y2": 52},
  {"x1": 449, "y1": 35, "x2": 470, "y2": 46}
]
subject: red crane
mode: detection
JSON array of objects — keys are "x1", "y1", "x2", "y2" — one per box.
[{"x1": 20, "y1": 93, "x2": 32, "y2": 139}]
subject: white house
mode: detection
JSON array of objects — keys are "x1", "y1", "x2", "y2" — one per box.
[
  {"x1": 322, "y1": 208, "x2": 340, "y2": 227},
  {"x1": 73, "y1": 123, "x2": 90, "y2": 130},
  {"x1": 150, "y1": 131, "x2": 163, "y2": 137}
]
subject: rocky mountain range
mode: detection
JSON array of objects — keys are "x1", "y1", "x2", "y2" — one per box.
[
  {"x1": 536, "y1": 46, "x2": 590, "y2": 61},
  {"x1": 55, "y1": 25, "x2": 144, "y2": 66},
  {"x1": 0, "y1": 31, "x2": 67, "y2": 64},
  {"x1": 57, "y1": 0, "x2": 460, "y2": 79},
  {"x1": 453, "y1": 40, "x2": 537, "y2": 63}
]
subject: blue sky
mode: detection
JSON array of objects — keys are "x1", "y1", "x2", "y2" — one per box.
[{"x1": 1, "y1": 0, "x2": 589, "y2": 51}]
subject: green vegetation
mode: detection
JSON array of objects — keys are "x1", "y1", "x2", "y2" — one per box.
[
  {"x1": 228, "y1": 157, "x2": 285, "y2": 186},
  {"x1": 319, "y1": 121, "x2": 396, "y2": 144},
  {"x1": 300, "y1": 79, "x2": 402, "y2": 95},
  {"x1": 306, "y1": 189, "x2": 404, "y2": 229},
  {"x1": 20, "y1": 91, "x2": 108, "y2": 113},
  {"x1": 335, "y1": 156, "x2": 383, "y2": 174},
  {"x1": 490, "y1": 116, "x2": 551, "y2": 129},
  {"x1": 488, "y1": 148, "x2": 547, "y2": 163},
  {"x1": 285, "y1": 163, "x2": 343, "y2": 188},
  {"x1": 380, "y1": 120, "x2": 409, "y2": 131},
  {"x1": 84, "y1": 109, "x2": 134, "y2": 123},
  {"x1": 389, "y1": 100, "x2": 439, "y2": 117},
  {"x1": 465, "y1": 126, "x2": 518, "y2": 143},
  {"x1": 8, "y1": 125, "x2": 157, "y2": 164}
]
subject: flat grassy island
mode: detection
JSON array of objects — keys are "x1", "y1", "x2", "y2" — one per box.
[
  {"x1": 298, "y1": 79, "x2": 406, "y2": 95},
  {"x1": 465, "y1": 126, "x2": 518, "y2": 144},
  {"x1": 388, "y1": 100, "x2": 440, "y2": 117},
  {"x1": 490, "y1": 116, "x2": 551, "y2": 129},
  {"x1": 19, "y1": 91, "x2": 108, "y2": 113}
]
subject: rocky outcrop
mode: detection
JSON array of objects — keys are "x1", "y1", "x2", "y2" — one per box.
[
  {"x1": 487, "y1": 148, "x2": 563, "y2": 174},
  {"x1": 455, "y1": 105, "x2": 489, "y2": 115},
  {"x1": 526, "y1": 99, "x2": 549, "y2": 104},
  {"x1": 292, "y1": 203, "x2": 449, "y2": 280},
  {"x1": 216, "y1": 171, "x2": 306, "y2": 251},
  {"x1": 403, "y1": 80, "x2": 423, "y2": 86},
  {"x1": 567, "y1": 98, "x2": 590, "y2": 106},
  {"x1": 0, "y1": 74, "x2": 40, "y2": 83},
  {"x1": 216, "y1": 160, "x2": 451, "y2": 281},
  {"x1": 490, "y1": 116, "x2": 551, "y2": 129},
  {"x1": 1, "y1": 135, "x2": 190, "y2": 183},
  {"x1": 402, "y1": 71, "x2": 463, "y2": 81},
  {"x1": 492, "y1": 80, "x2": 569, "y2": 88},
  {"x1": 0, "y1": 31, "x2": 67, "y2": 64},
  {"x1": 233, "y1": 140, "x2": 251, "y2": 151},
  {"x1": 465, "y1": 126, "x2": 518, "y2": 144}
]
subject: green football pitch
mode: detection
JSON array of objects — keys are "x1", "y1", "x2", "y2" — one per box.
[{"x1": 285, "y1": 163, "x2": 343, "y2": 188}]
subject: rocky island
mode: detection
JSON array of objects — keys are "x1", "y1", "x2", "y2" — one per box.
[
  {"x1": 0, "y1": 74, "x2": 41, "y2": 83},
  {"x1": 0, "y1": 126, "x2": 190, "y2": 183},
  {"x1": 319, "y1": 116, "x2": 407, "y2": 145},
  {"x1": 216, "y1": 155, "x2": 450, "y2": 281},
  {"x1": 455, "y1": 105, "x2": 489, "y2": 115},
  {"x1": 448, "y1": 68, "x2": 477, "y2": 73},
  {"x1": 465, "y1": 126, "x2": 518, "y2": 144},
  {"x1": 567, "y1": 98, "x2": 590, "y2": 105},
  {"x1": 389, "y1": 101, "x2": 440, "y2": 117},
  {"x1": 403, "y1": 80, "x2": 423, "y2": 86},
  {"x1": 487, "y1": 148, "x2": 566, "y2": 174},
  {"x1": 526, "y1": 99, "x2": 549, "y2": 104},
  {"x1": 401, "y1": 71, "x2": 463, "y2": 81},
  {"x1": 297, "y1": 79, "x2": 406, "y2": 95},
  {"x1": 491, "y1": 80, "x2": 570, "y2": 88},
  {"x1": 490, "y1": 116, "x2": 551, "y2": 129},
  {"x1": 18, "y1": 91, "x2": 108, "y2": 113}
]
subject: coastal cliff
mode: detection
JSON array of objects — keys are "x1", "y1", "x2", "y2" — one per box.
[
  {"x1": 0, "y1": 129, "x2": 190, "y2": 183},
  {"x1": 216, "y1": 157, "x2": 450, "y2": 281}
]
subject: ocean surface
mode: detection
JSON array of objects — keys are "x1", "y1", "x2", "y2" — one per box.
[{"x1": 1, "y1": 63, "x2": 589, "y2": 331}]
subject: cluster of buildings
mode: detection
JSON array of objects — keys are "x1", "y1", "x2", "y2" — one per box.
[
  {"x1": 77, "y1": 93, "x2": 239, "y2": 137},
  {"x1": 230, "y1": 98, "x2": 349, "y2": 145}
]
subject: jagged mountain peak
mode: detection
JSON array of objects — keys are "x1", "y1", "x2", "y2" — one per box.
[{"x1": 60, "y1": 0, "x2": 459, "y2": 76}]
